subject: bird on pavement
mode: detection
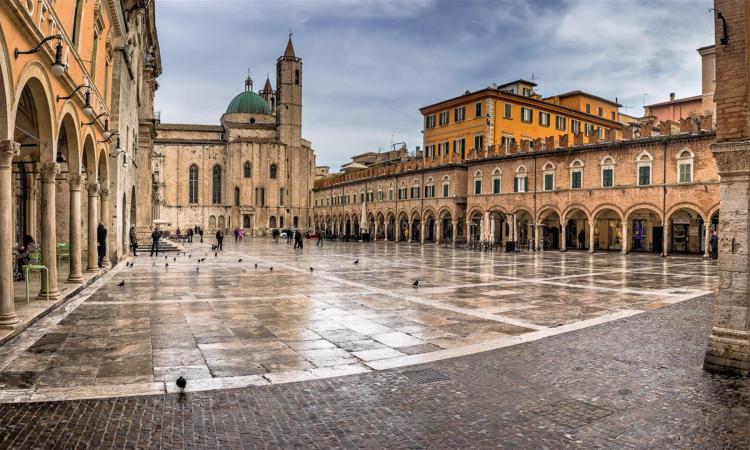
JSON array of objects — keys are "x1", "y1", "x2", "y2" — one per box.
[
  {"x1": 165, "y1": 263, "x2": 169, "y2": 268},
  {"x1": 214, "y1": 252, "x2": 218, "y2": 257},
  {"x1": 165, "y1": 255, "x2": 168, "y2": 260},
  {"x1": 152, "y1": 260, "x2": 156, "y2": 266},
  {"x1": 196, "y1": 267, "x2": 199, "y2": 272},
  {"x1": 238, "y1": 258, "x2": 243, "y2": 263},
  {"x1": 270, "y1": 267, "x2": 273, "y2": 271},
  {"x1": 412, "y1": 280, "x2": 419, "y2": 287},
  {"x1": 173, "y1": 257, "x2": 176, "y2": 262},
  {"x1": 189, "y1": 254, "x2": 192, "y2": 258},
  {"x1": 116, "y1": 280, "x2": 125, "y2": 287},
  {"x1": 353, "y1": 260, "x2": 359, "y2": 265},
  {"x1": 176, "y1": 376, "x2": 187, "y2": 392},
  {"x1": 254, "y1": 263, "x2": 258, "y2": 269},
  {"x1": 310, "y1": 267, "x2": 314, "y2": 272}
]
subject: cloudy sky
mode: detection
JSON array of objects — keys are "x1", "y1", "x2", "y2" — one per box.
[{"x1": 154, "y1": 0, "x2": 714, "y2": 169}]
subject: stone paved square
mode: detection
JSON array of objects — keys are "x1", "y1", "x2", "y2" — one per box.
[{"x1": 0, "y1": 239, "x2": 715, "y2": 401}]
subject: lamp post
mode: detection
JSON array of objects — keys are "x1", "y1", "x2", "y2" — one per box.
[{"x1": 15, "y1": 34, "x2": 66, "y2": 77}]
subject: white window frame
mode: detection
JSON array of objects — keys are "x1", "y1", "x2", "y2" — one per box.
[
  {"x1": 555, "y1": 115, "x2": 566, "y2": 131},
  {"x1": 539, "y1": 111, "x2": 550, "y2": 127},
  {"x1": 425, "y1": 114, "x2": 436, "y2": 129},
  {"x1": 636, "y1": 151, "x2": 653, "y2": 186},
  {"x1": 601, "y1": 155, "x2": 616, "y2": 187},
  {"x1": 676, "y1": 149, "x2": 694, "y2": 184},
  {"x1": 571, "y1": 119, "x2": 581, "y2": 134},
  {"x1": 514, "y1": 166, "x2": 528, "y2": 193},
  {"x1": 454, "y1": 106, "x2": 465, "y2": 122},
  {"x1": 569, "y1": 159, "x2": 584, "y2": 189},
  {"x1": 542, "y1": 162, "x2": 555, "y2": 192},
  {"x1": 521, "y1": 107, "x2": 533, "y2": 123},
  {"x1": 504, "y1": 103, "x2": 512, "y2": 119},
  {"x1": 492, "y1": 168, "x2": 502, "y2": 194},
  {"x1": 473, "y1": 170, "x2": 483, "y2": 195},
  {"x1": 439, "y1": 110, "x2": 449, "y2": 126}
]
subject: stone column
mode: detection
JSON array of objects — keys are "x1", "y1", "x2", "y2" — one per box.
[
  {"x1": 39, "y1": 162, "x2": 61, "y2": 300},
  {"x1": 489, "y1": 216, "x2": 495, "y2": 242},
  {"x1": 451, "y1": 220, "x2": 458, "y2": 244},
  {"x1": 483, "y1": 211, "x2": 490, "y2": 241},
  {"x1": 512, "y1": 215, "x2": 518, "y2": 242},
  {"x1": 704, "y1": 142, "x2": 750, "y2": 376},
  {"x1": 536, "y1": 224, "x2": 543, "y2": 252},
  {"x1": 662, "y1": 219, "x2": 670, "y2": 257},
  {"x1": 466, "y1": 218, "x2": 472, "y2": 242},
  {"x1": 704, "y1": 222, "x2": 711, "y2": 258},
  {"x1": 420, "y1": 221, "x2": 425, "y2": 244},
  {"x1": 407, "y1": 221, "x2": 413, "y2": 243},
  {"x1": 560, "y1": 223, "x2": 567, "y2": 252},
  {"x1": 395, "y1": 221, "x2": 401, "y2": 242},
  {"x1": 373, "y1": 222, "x2": 378, "y2": 241},
  {"x1": 86, "y1": 184, "x2": 100, "y2": 272},
  {"x1": 99, "y1": 188, "x2": 110, "y2": 267},
  {"x1": 0, "y1": 141, "x2": 20, "y2": 327},
  {"x1": 588, "y1": 221, "x2": 596, "y2": 254},
  {"x1": 436, "y1": 219, "x2": 442, "y2": 244},
  {"x1": 67, "y1": 175, "x2": 84, "y2": 283},
  {"x1": 620, "y1": 220, "x2": 629, "y2": 255}
]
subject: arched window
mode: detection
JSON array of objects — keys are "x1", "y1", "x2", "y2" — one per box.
[
  {"x1": 218, "y1": 215, "x2": 226, "y2": 228},
  {"x1": 269, "y1": 216, "x2": 277, "y2": 228},
  {"x1": 270, "y1": 163, "x2": 277, "y2": 179},
  {"x1": 234, "y1": 187, "x2": 240, "y2": 206},
  {"x1": 208, "y1": 215, "x2": 216, "y2": 228},
  {"x1": 569, "y1": 159, "x2": 584, "y2": 189},
  {"x1": 188, "y1": 164, "x2": 199, "y2": 203},
  {"x1": 677, "y1": 148, "x2": 694, "y2": 183},
  {"x1": 601, "y1": 155, "x2": 616, "y2": 187},
  {"x1": 243, "y1": 161, "x2": 252, "y2": 178},
  {"x1": 492, "y1": 168, "x2": 502, "y2": 194},
  {"x1": 243, "y1": 215, "x2": 252, "y2": 228},
  {"x1": 636, "y1": 151, "x2": 653, "y2": 186},
  {"x1": 474, "y1": 170, "x2": 483, "y2": 195},
  {"x1": 295, "y1": 69, "x2": 300, "y2": 85},
  {"x1": 543, "y1": 162, "x2": 555, "y2": 191},
  {"x1": 212, "y1": 165, "x2": 222, "y2": 204},
  {"x1": 514, "y1": 166, "x2": 528, "y2": 193}
]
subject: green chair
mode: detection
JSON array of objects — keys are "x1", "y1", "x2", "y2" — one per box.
[
  {"x1": 56, "y1": 243, "x2": 70, "y2": 268},
  {"x1": 22, "y1": 249, "x2": 49, "y2": 304}
]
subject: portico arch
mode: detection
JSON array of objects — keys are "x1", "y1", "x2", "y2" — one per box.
[
  {"x1": 538, "y1": 206, "x2": 562, "y2": 250},
  {"x1": 624, "y1": 204, "x2": 663, "y2": 253},
  {"x1": 563, "y1": 205, "x2": 590, "y2": 250},
  {"x1": 0, "y1": 32, "x2": 16, "y2": 326},
  {"x1": 666, "y1": 205, "x2": 706, "y2": 255},
  {"x1": 591, "y1": 206, "x2": 624, "y2": 252}
]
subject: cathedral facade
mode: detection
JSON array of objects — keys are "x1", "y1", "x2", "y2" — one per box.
[{"x1": 150, "y1": 37, "x2": 315, "y2": 235}]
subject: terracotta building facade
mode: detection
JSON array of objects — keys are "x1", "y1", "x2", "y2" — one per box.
[{"x1": 313, "y1": 122, "x2": 720, "y2": 258}]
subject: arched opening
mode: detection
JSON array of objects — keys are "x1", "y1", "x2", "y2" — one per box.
[
  {"x1": 279, "y1": 216, "x2": 284, "y2": 228},
  {"x1": 243, "y1": 161, "x2": 252, "y2": 178},
  {"x1": 627, "y1": 207, "x2": 662, "y2": 253},
  {"x1": 468, "y1": 211, "x2": 483, "y2": 242},
  {"x1": 439, "y1": 211, "x2": 453, "y2": 242},
  {"x1": 667, "y1": 207, "x2": 704, "y2": 254},
  {"x1": 593, "y1": 208, "x2": 622, "y2": 251},
  {"x1": 188, "y1": 164, "x2": 198, "y2": 203},
  {"x1": 514, "y1": 210, "x2": 534, "y2": 248},
  {"x1": 538, "y1": 209, "x2": 561, "y2": 250},
  {"x1": 218, "y1": 215, "x2": 226, "y2": 229},
  {"x1": 411, "y1": 214, "x2": 421, "y2": 242},
  {"x1": 293, "y1": 216, "x2": 299, "y2": 228},
  {"x1": 488, "y1": 211, "x2": 506, "y2": 244},
  {"x1": 212, "y1": 165, "x2": 222, "y2": 204},
  {"x1": 564, "y1": 208, "x2": 589, "y2": 250},
  {"x1": 398, "y1": 213, "x2": 409, "y2": 242},
  {"x1": 423, "y1": 213, "x2": 435, "y2": 242},
  {"x1": 269, "y1": 163, "x2": 277, "y2": 179},
  {"x1": 243, "y1": 214, "x2": 252, "y2": 229},
  {"x1": 386, "y1": 213, "x2": 396, "y2": 241},
  {"x1": 234, "y1": 186, "x2": 240, "y2": 206},
  {"x1": 208, "y1": 215, "x2": 216, "y2": 229},
  {"x1": 269, "y1": 215, "x2": 276, "y2": 228}
]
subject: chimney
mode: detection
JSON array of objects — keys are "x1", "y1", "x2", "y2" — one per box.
[{"x1": 669, "y1": 92, "x2": 675, "y2": 101}]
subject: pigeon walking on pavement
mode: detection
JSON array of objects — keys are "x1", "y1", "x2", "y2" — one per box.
[{"x1": 116, "y1": 280, "x2": 125, "y2": 287}]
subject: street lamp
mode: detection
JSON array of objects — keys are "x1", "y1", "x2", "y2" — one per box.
[
  {"x1": 57, "y1": 79, "x2": 93, "y2": 115},
  {"x1": 15, "y1": 34, "x2": 66, "y2": 77}
]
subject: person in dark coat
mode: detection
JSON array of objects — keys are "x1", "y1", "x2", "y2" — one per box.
[
  {"x1": 129, "y1": 226, "x2": 138, "y2": 256},
  {"x1": 187, "y1": 228, "x2": 193, "y2": 243},
  {"x1": 578, "y1": 229, "x2": 586, "y2": 249},
  {"x1": 199, "y1": 227, "x2": 204, "y2": 243},
  {"x1": 150, "y1": 228, "x2": 162, "y2": 257},
  {"x1": 317, "y1": 232, "x2": 323, "y2": 247},
  {"x1": 216, "y1": 229, "x2": 224, "y2": 250},
  {"x1": 710, "y1": 230, "x2": 719, "y2": 259},
  {"x1": 97, "y1": 223, "x2": 107, "y2": 268}
]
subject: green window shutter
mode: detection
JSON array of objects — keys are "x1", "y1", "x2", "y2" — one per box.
[
  {"x1": 514, "y1": 177, "x2": 519, "y2": 193},
  {"x1": 544, "y1": 174, "x2": 553, "y2": 191},
  {"x1": 493, "y1": 178, "x2": 500, "y2": 194}
]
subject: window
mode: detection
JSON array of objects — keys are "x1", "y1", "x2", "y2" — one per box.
[
  {"x1": 584, "y1": 124, "x2": 594, "y2": 136},
  {"x1": 475, "y1": 102, "x2": 482, "y2": 118},
  {"x1": 504, "y1": 103, "x2": 512, "y2": 119},
  {"x1": 212, "y1": 165, "x2": 222, "y2": 204},
  {"x1": 439, "y1": 111, "x2": 449, "y2": 126},
  {"x1": 270, "y1": 163, "x2": 277, "y2": 179},
  {"x1": 598, "y1": 127, "x2": 604, "y2": 138},
  {"x1": 539, "y1": 111, "x2": 550, "y2": 127},
  {"x1": 474, "y1": 134, "x2": 483, "y2": 151},
  {"x1": 279, "y1": 188, "x2": 284, "y2": 205},
  {"x1": 521, "y1": 107, "x2": 533, "y2": 123},
  {"x1": 388, "y1": 188, "x2": 394, "y2": 201},
  {"x1": 555, "y1": 116, "x2": 566, "y2": 131},
  {"x1": 501, "y1": 135, "x2": 515, "y2": 151},
  {"x1": 235, "y1": 187, "x2": 241, "y2": 206},
  {"x1": 514, "y1": 167, "x2": 528, "y2": 193},
  {"x1": 377, "y1": 190, "x2": 383, "y2": 201},
  {"x1": 571, "y1": 120, "x2": 581, "y2": 134},
  {"x1": 91, "y1": 30, "x2": 100, "y2": 82},
  {"x1": 411, "y1": 186, "x2": 420, "y2": 199},
  {"x1": 454, "y1": 138, "x2": 466, "y2": 159},
  {"x1": 295, "y1": 69, "x2": 300, "y2": 85},
  {"x1": 439, "y1": 142, "x2": 449, "y2": 156},
  {"x1": 425, "y1": 114, "x2": 436, "y2": 129},
  {"x1": 492, "y1": 169, "x2": 501, "y2": 194},
  {"x1": 544, "y1": 173, "x2": 554, "y2": 191},
  {"x1": 442, "y1": 182, "x2": 449, "y2": 197},
  {"x1": 611, "y1": 111, "x2": 616, "y2": 120},
  {"x1": 677, "y1": 149, "x2": 694, "y2": 183},
  {"x1": 243, "y1": 161, "x2": 252, "y2": 178},
  {"x1": 636, "y1": 151, "x2": 653, "y2": 186},
  {"x1": 601, "y1": 156, "x2": 616, "y2": 187},
  {"x1": 474, "y1": 179, "x2": 482, "y2": 195},
  {"x1": 598, "y1": 107, "x2": 603, "y2": 117},
  {"x1": 367, "y1": 191, "x2": 373, "y2": 202},
  {"x1": 523, "y1": 87, "x2": 531, "y2": 96},
  {"x1": 425, "y1": 185, "x2": 435, "y2": 198},
  {"x1": 72, "y1": 0, "x2": 84, "y2": 46},
  {"x1": 571, "y1": 170, "x2": 582, "y2": 189},
  {"x1": 399, "y1": 187, "x2": 408, "y2": 200},
  {"x1": 586, "y1": 104, "x2": 591, "y2": 114},
  {"x1": 638, "y1": 166, "x2": 651, "y2": 185},
  {"x1": 454, "y1": 106, "x2": 465, "y2": 122},
  {"x1": 188, "y1": 164, "x2": 199, "y2": 203}
]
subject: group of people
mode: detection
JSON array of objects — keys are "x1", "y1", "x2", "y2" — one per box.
[{"x1": 233, "y1": 227, "x2": 246, "y2": 243}]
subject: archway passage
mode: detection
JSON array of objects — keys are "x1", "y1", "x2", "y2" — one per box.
[
  {"x1": 423, "y1": 212, "x2": 436, "y2": 243},
  {"x1": 398, "y1": 214, "x2": 409, "y2": 242},
  {"x1": 514, "y1": 210, "x2": 533, "y2": 249},
  {"x1": 386, "y1": 214, "x2": 396, "y2": 241},
  {"x1": 627, "y1": 208, "x2": 662, "y2": 253},
  {"x1": 468, "y1": 211, "x2": 482, "y2": 242},
  {"x1": 593, "y1": 208, "x2": 622, "y2": 251},
  {"x1": 538, "y1": 209, "x2": 561, "y2": 250},
  {"x1": 667, "y1": 207, "x2": 705, "y2": 255},
  {"x1": 440, "y1": 211, "x2": 453, "y2": 243},
  {"x1": 489, "y1": 211, "x2": 506, "y2": 244},
  {"x1": 564, "y1": 208, "x2": 590, "y2": 251}
]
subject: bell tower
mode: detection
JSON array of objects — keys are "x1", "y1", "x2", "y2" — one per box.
[{"x1": 277, "y1": 34, "x2": 302, "y2": 147}]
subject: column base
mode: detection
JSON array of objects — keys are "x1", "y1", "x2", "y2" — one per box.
[
  {"x1": 560, "y1": 247, "x2": 567, "y2": 252},
  {"x1": 662, "y1": 252, "x2": 669, "y2": 257},
  {"x1": 620, "y1": 250, "x2": 629, "y2": 255},
  {"x1": 67, "y1": 274, "x2": 84, "y2": 283},
  {"x1": 704, "y1": 328, "x2": 750, "y2": 377},
  {"x1": 37, "y1": 288, "x2": 61, "y2": 301},
  {"x1": 703, "y1": 253, "x2": 710, "y2": 259},
  {"x1": 0, "y1": 312, "x2": 19, "y2": 329},
  {"x1": 86, "y1": 267, "x2": 100, "y2": 273}
]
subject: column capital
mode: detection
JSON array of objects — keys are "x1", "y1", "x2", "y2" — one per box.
[
  {"x1": 0, "y1": 140, "x2": 20, "y2": 168},
  {"x1": 87, "y1": 183, "x2": 100, "y2": 197},
  {"x1": 68, "y1": 174, "x2": 85, "y2": 191},
  {"x1": 99, "y1": 187, "x2": 110, "y2": 199},
  {"x1": 39, "y1": 162, "x2": 60, "y2": 182},
  {"x1": 712, "y1": 141, "x2": 750, "y2": 175}
]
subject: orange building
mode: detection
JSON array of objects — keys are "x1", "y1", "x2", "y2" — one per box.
[{"x1": 420, "y1": 80, "x2": 623, "y2": 161}]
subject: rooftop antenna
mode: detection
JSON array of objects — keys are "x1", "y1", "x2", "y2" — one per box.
[{"x1": 642, "y1": 93, "x2": 648, "y2": 107}]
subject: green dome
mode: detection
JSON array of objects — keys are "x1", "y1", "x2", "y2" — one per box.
[{"x1": 225, "y1": 90, "x2": 271, "y2": 115}]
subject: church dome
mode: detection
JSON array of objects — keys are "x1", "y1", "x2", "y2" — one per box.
[{"x1": 225, "y1": 90, "x2": 271, "y2": 115}]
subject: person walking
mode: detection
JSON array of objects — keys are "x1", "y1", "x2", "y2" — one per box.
[
  {"x1": 578, "y1": 229, "x2": 585, "y2": 249},
  {"x1": 187, "y1": 228, "x2": 193, "y2": 243},
  {"x1": 129, "y1": 226, "x2": 138, "y2": 256},
  {"x1": 216, "y1": 229, "x2": 224, "y2": 251},
  {"x1": 199, "y1": 227, "x2": 204, "y2": 243},
  {"x1": 317, "y1": 232, "x2": 323, "y2": 247},
  {"x1": 710, "y1": 230, "x2": 719, "y2": 259},
  {"x1": 97, "y1": 223, "x2": 107, "y2": 268},
  {"x1": 238, "y1": 228, "x2": 244, "y2": 243},
  {"x1": 150, "y1": 228, "x2": 161, "y2": 257},
  {"x1": 234, "y1": 227, "x2": 239, "y2": 243}
]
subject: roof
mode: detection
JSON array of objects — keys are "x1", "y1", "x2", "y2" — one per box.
[
  {"x1": 498, "y1": 79, "x2": 538, "y2": 88},
  {"x1": 284, "y1": 36, "x2": 296, "y2": 58},
  {"x1": 226, "y1": 90, "x2": 271, "y2": 115},
  {"x1": 262, "y1": 76, "x2": 273, "y2": 93},
  {"x1": 342, "y1": 162, "x2": 368, "y2": 169},
  {"x1": 551, "y1": 90, "x2": 622, "y2": 107},
  {"x1": 645, "y1": 94, "x2": 702, "y2": 108}
]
